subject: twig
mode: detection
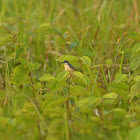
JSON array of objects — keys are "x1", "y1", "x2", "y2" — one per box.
[
  {"x1": 2, "y1": 25, "x2": 18, "y2": 44},
  {"x1": 52, "y1": 24, "x2": 71, "y2": 52},
  {"x1": 52, "y1": 24, "x2": 80, "y2": 57},
  {"x1": 29, "y1": 71, "x2": 40, "y2": 109},
  {"x1": 65, "y1": 74, "x2": 72, "y2": 140},
  {"x1": 111, "y1": 31, "x2": 127, "y2": 81}
]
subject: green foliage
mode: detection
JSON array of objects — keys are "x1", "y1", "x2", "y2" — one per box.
[
  {"x1": 73, "y1": 71, "x2": 90, "y2": 86},
  {"x1": 80, "y1": 56, "x2": 91, "y2": 66},
  {"x1": 129, "y1": 43, "x2": 140, "y2": 101},
  {"x1": 70, "y1": 85, "x2": 86, "y2": 96},
  {"x1": 11, "y1": 64, "x2": 29, "y2": 86},
  {"x1": 59, "y1": 55, "x2": 79, "y2": 62},
  {"x1": 56, "y1": 71, "x2": 70, "y2": 87},
  {"x1": 103, "y1": 92, "x2": 118, "y2": 99},
  {"x1": 39, "y1": 74, "x2": 55, "y2": 81},
  {"x1": 0, "y1": 0, "x2": 140, "y2": 140},
  {"x1": 38, "y1": 23, "x2": 57, "y2": 34},
  {"x1": 15, "y1": 45, "x2": 24, "y2": 59},
  {"x1": 73, "y1": 71, "x2": 83, "y2": 78},
  {"x1": 130, "y1": 43, "x2": 140, "y2": 70},
  {"x1": 0, "y1": 35, "x2": 14, "y2": 46},
  {"x1": 29, "y1": 62, "x2": 40, "y2": 71},
  {"x1": 131, "y1": 43, "x2": 140, "y2": 57},
  {"x1": 129, "y1": 126, "x2": 140, "y2": 140},
  {"x1": 115, "y1": 74, "x2": 127, "y2": 84},
  {"x1": 127, "y1": 32, "x2": 140, "y2": 41},
  {"x1": 105, "y1": 59, "x2": 113, "y2": 66}
]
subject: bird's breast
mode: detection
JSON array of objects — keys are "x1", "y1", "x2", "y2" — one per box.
[{"x1": 64, "y1": 63, "x2": 74, "y2": 72}]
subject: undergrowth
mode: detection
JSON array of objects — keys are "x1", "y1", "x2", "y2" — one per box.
[{"x1": 0, "y1": 0, "x2": 140, "y2": 140}]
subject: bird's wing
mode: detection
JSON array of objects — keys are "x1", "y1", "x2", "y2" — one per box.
[{"x1": 69, "y1": 63, "x2": 76, "y2": 70}]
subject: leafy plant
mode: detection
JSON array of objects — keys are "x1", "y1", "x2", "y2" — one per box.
[{"x1": 0, "y1": 0, "x2": 140, "y2": 140}]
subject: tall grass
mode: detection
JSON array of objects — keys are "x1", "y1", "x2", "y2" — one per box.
[{"x1": 0, "y1": 0, "x2": 140, "y2": 140}]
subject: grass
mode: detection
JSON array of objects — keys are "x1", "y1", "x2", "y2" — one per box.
[{"x1": 0, "y1": 0, "x2": 140, "y2": 140}]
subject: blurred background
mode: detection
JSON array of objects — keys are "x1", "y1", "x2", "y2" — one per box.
[
  {"x1": 0, "y1": 0, "x2": 139, "y2": 83},
  {"x1": 0, "y1": 0, "x2": 140, "y2": 140}
]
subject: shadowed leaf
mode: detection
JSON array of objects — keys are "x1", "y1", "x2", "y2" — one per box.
[{"x1": 11, "y1": 65, "x2": 29, "y2": 86}]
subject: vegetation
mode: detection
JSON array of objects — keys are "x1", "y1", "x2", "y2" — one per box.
[{"x1": 0, "y1": 0, "x2": 140, "y2": 140}]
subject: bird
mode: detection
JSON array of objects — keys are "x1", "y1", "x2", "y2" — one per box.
[{"x1": 61, "y1": 60, "x2": 76, "y2": 72}]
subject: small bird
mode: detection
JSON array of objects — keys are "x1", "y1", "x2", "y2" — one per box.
[{"x1": 61, "y1": 60, "x2": 76, "y2": 72}]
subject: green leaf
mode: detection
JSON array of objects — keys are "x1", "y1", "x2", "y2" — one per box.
[
  {"x1": 15, "y1": 45, "x2": 24, "y2": 59},
  {"x1": 41, "y1": 95, "x2": 57, "y2": 109},
  {"x1": 130, "y1": 82, "x2": 140, "y2": 95},
  {"x1": 127, "y1": 32, "x2": 140, "y2": 41},
  {"x1": 39, "y1": 74, "x2": 54, "y2": 81},
  {"x1": 34, "y1": 82, "x2": 42, "y2": 89},
  {"x1": 73, "y1": 71, "x2": 83, "y2": 78},
  {"x1": 0, "y1": 35, "x2": 13, "y2": 46},
  {"x1": 45, "y1": 79, "x2": 59, "y2": 93},
  {"x1": 47, "y1": 97, "x2": 66, "y2": 108},
  {"x1": 134, "y1": 75, "x2": 140, "y2": 82},
  {"x1": 105, "y1": 59, "x2": 113, "y2": 66},
  {"x1": 22, "y1": 87, "x2": 33, "y2": 97},
  {"x1": 111, "y1": 108, "x2": 126, "y2": 112},
  {"x1": 110, "y1": 108, "x2": 127, "y2": 116},
  {"x1": 80, "y1": 56, "x2": 91, "y2": 66},
  {"x1": 39, "y1": 23, "x2": 51, "y2": 28},
  {"x1": 77, "y1": 97, "x2": 90, "y2": 107},
  {"x1": 110, "y1": 108, "x2": 127, "y2": 118},
  {"x1": 72, "y1": 77, "x2": 87, "y2": 86},
  {"x1": 103, "y1": 92, "x2": 118, "y2": 99},
  {"x1": 73, "y1": 72, "x2": 90, "y2": 86},
  {"x1": 82, "y1": 74, "x2": 90, "y2": 85},
  {"x1": 29, "y1": 62, "x2": 40, "y2": 71},
  {"x1": 18, "y1": 58, "x2": 27, "y2": 65},
  {"x1": 22, "y1": 103, "x2": 36, "y2": 116},
  {"x1": 88, "y1": 97, "x2": 102, "y2": 107},
  {"x1": 11, "y1": 65, "x2": 29, "y2": 86},
  {"x1": 130, "y1": 56, "x2": 140, "y2": 70},
  {"x1": 112, "y1": 88, "x2": 127, "y2": 99},
  {"x1": 38, "y1": 23, "x2": 56, "y2": 34},
  {"x1": 41, "y1": 95, "x2": 66, "y2": 110},
  {"x1": 132, "y1": 43, "x2": 140, "y2": 53},
  {"x1": 57, "y1": 71, "x2": 69, "y2": 81},
  {"x1": 59, "y1": 55, "x2": 79, "y2": 62},
  {"x1": 70, "y1": 85, "x2": 85, "y2": 96},
  {"x1": 115, "y1": 74, "x2": 127, "y2": 84},
  {"x1": 56, "y1": 71, "x2": 70, "y2": 87},
  {"x1": 131, "y1": 43, "x2": 140, "y2": 58},
  {"x1": 129, "y1": 126, "x2": 140, "y2": 140}
]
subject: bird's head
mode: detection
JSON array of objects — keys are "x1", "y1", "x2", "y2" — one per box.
[
  {"x1": 61, "y1": 60, "x2": 76, "y2": 72},
  {"x1": 61, "y1": 60, "x2": 69, "y2": 64}
]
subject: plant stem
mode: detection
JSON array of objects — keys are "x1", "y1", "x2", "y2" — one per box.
[
  {"x1": 111, "y1": 32, "x2": 127, "y2": 81},
  {"x1": 65, "y1": 75, "x2": 72, "y2": 140},
  {"x1": 65, "y1": 111, "x2": 70, "y2": 140},
  {"x1": 29, "y1": 71, "x2": 39, "y2": 109}
]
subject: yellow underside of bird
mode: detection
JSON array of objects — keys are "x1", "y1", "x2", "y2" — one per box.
[{"x1": 64, "y1": 63, "x2": 74, "y2": 72}]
